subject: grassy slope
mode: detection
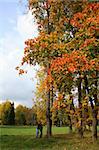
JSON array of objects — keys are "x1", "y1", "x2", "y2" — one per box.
[{"x1": 0, "y1": 126, "x2": 99, "y2": 150}]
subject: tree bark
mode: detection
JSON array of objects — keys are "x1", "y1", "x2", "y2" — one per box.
[
  {"x1": 50, "y1": 82, "x2": 54, "y2": 129},
  {"x1": 46, "y1": 2, "x2": 52, "y2": 137},
  {"x1": 68, "y1": 115, "x2": 72, "y2": 133},
  {"x1": 92, "y1": 109, "x2": 98, "y2": 141},
  {"x1": 92, "y1": 70, "x2": 98, "y2": 141},
  {"x1": 78, "y1": 73, "x2": 83, "y2": 138},
  {"x1": 84, "y1": 73, "x2": 98, "y2": 141},
  {"x1": 69, "y1": 94, "x2": 74, "y2": 133},
  {"x1": 46, "y1": 89, "x2": 52, "y2": 137},
  {"x1": 46, "y1": 63, "x2": 52, "y2": 137}
]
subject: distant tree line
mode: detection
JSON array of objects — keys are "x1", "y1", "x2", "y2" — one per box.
[
  {"x1": 0, "y1": 100, "x2": 98, "y2": 132},
  {"x1": 0, "y1": 100, "x2": 37, "y2": 125}
]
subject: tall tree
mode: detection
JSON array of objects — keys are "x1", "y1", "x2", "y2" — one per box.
[
  {"x1": 17, "y1": 0, "x2": 86, "y2": 136},
  {"x1": 50, "y1": 2, "x2": 99, "y2": 140},
  {"x1": 17, "y1": 0, "x2": 98, "y2": 138}
]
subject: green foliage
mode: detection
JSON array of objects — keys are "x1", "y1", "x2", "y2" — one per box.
[
  {"x1": 0, "y1": 101, "x2": 37, "y2": 126},
  {"x1": 15, "y1": 105, "x2": 37, "y2": 125},
  {"x1": 0, "y1": 101, "x2": 15, "y2": 125}
]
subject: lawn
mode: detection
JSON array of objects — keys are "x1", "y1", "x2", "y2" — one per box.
[
  {"x1": 0, "y1": 126, "x2": 70, "y2": 136},
  {"x1": 0, "y1": 126, "x2": 99, "y2": 150}
]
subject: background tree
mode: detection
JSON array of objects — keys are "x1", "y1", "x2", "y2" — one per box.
[
  {"x1": 0, "y1": 101, "x2": 15, "y2": 125},
  {"x1": 15, "y1": 105, "x2": 26, "y2": 125},
  {"x1": 8, "y1": 102, "x2": 15, "y2": 125},
  {"x1": 25, "y1": 107, "x2": 37, "y2": 125}
]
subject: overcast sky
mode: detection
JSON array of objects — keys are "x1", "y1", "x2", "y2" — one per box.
[{"x1": 0, "y1": 0, "x2": 39, "y2": 107}]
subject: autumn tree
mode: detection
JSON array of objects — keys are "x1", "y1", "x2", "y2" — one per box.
[
  {"x1": 16, "y1": 0, "x2": 99, "y2": 139},
  {"x1": 50, "y1": 2, "x2": 99, "y2": 140},
  {"x1": 16, "y1": 0, "x2": 87, "y2": 137},
  {"x1": 69, "y1": 2, "x2": 99, "y2": 140}
]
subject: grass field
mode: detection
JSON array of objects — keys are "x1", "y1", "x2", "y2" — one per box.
[{"x1": 0, "y1": 126, "x2": 99, "y2": 150}]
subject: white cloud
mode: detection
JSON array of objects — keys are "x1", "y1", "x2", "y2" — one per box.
[
  {"x1": 16, "y1": 11, "x2": 38, "y2": 40},
  {"x1": 0, "y1": 39, "x2": 37, "y2": 107},
  {"x1": 0, "y1": 10, "x2": 38, "y2": 107}
]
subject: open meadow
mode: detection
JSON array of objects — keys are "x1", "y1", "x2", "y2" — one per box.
[{"x1": 0, "y1": 126, "x2": 99, "y2": 150}]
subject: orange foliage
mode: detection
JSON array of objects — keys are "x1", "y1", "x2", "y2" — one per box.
[
  {"x1": 50, "y1": 2, "x2": 99, "y2": 78},
  {"x1": 51, "y1": 50, "x2": 98, "y2": 75},
  {"x1": 70, "y1": 3, "x2": 99, "y2": 30}
]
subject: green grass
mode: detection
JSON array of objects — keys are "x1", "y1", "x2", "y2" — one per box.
[
  {"x1": 0, "y1": 126, "x2": 99, "y2": 150},
  {"x1": 0, "y1": 126, "x2": 70, "y2": 135}
]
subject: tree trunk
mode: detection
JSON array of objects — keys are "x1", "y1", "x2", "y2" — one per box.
[
  {"x1": 46, "y1": 85, "x2": 52, "y2": 137},
  {"x1": 46, "y1": 6, "x2": 52, "y2": 137},
  {"x1": 78, "y1": 73, "x2": 83, "y2": 138},
  {"x1": 92, "y1": 109, "x2": 98, "y2": 141},
  {"x1": 84, "y1": 73, "x2": 98, "y2": 141},
  {"x1": 50, "y1": 82, "x2": 54, "y2": 133},
  {"x1": 92, "y1": 70, "x2": 98, "y2": 141},
  {"x1": 69, "y1": 94, "x2": 74, "y2": 133},
  {"x1": 68, "y1": 115, "x2": 72, "y2": 133},
  {"x1": 46, "y1": 64, "x2": 52, "y2": 137}
]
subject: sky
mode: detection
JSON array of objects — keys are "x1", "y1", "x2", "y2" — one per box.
[{"x1": 0, "y1": 0, "x2": 39, "y2": 107}]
